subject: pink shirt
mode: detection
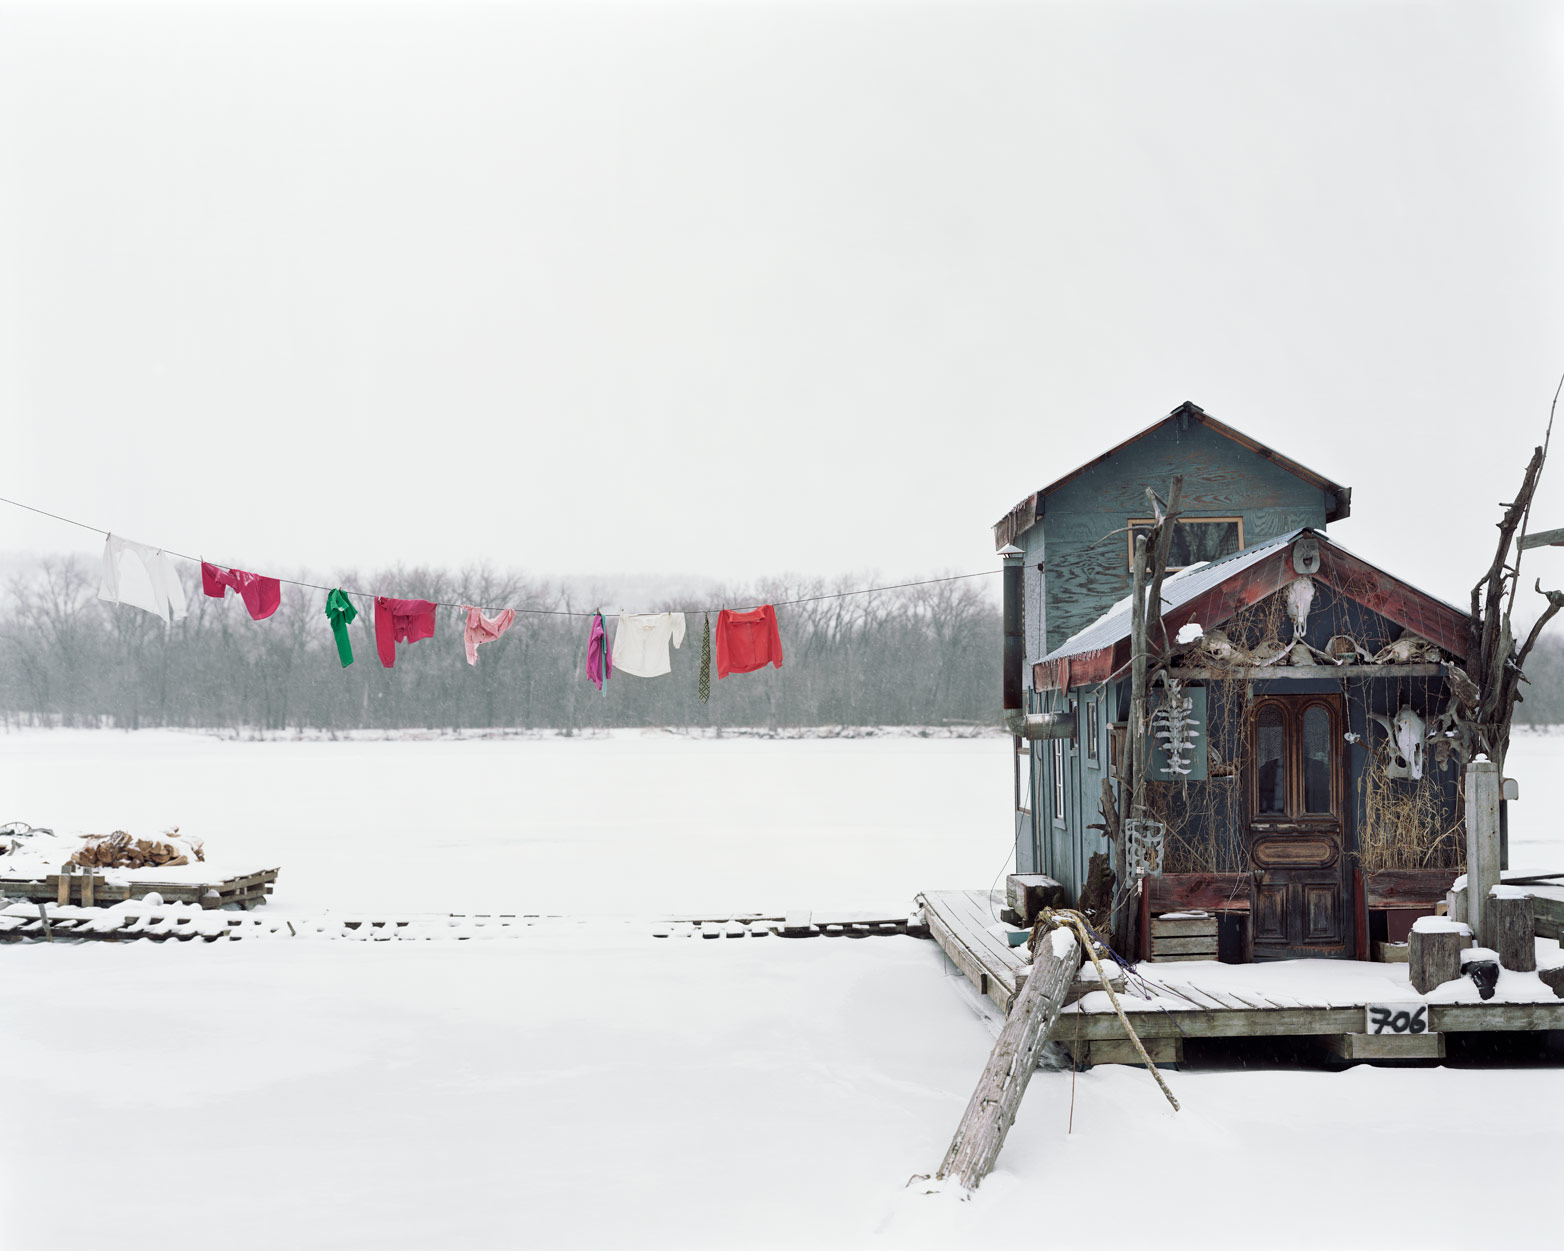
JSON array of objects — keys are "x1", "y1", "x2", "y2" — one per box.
[{"x1": 463, "y1": 606, "x2": 516, "y2": 665}]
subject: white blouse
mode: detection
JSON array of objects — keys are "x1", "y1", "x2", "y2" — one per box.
[{"x1": 612, "y1": 612, "x2": 687, "y2": 677}]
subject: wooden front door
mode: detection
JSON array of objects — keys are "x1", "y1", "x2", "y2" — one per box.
[{"x1": 1247, "y1": 694, "x2": 1350, "y2": 959}]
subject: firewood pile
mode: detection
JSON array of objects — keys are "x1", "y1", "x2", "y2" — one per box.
[{"x1": 70, "y1": 830, "x2": 205, "y2": 870}]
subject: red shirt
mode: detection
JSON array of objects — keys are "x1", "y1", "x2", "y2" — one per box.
[
  {"x1": 374, "y1": 597, "x2": 438, "y2": 668},
  {"x1": 715, "y1": 605, "x2": 783, "y2": 678},
  {"x1": 201, "y1": 562, "x2": 281, "y2": 621}
]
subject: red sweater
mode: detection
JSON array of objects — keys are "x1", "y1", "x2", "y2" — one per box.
[{"x1": 715, "y1": 605, "x2": 783, "y2": 678}]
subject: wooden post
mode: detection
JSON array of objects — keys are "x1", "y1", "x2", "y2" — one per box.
[
  {"x1": 1408, "y1": 920, "x2": 1466, "y2": 993},
  {"x1": 1121, "y1": 534, "x2": 1149, "y2": 957},
  {"x1": 1483, "y1": 888, "x2": 1536, "y2": 972},
  {"x1": 1465, "y1": 759, "x2": 1501, "y2": 945},
  {"x1": 935, "y1": 925, "x2": 1083, "y2": 1191},
  {"x1": 1129, "y1": 534, "x2": 1150, "y2": 820}
]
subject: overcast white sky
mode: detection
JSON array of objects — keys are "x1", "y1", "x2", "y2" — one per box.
[{"x1": 4, "y1": 0, "x2": 1563, "y2": 608}]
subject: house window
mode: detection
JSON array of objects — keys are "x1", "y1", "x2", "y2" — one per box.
[
  {"x1": 1127, "y1": 517, "x2": 1244, "y2": 571},
  {"x1": 1052, "y1": 738, "x2": 1066, "y2": 822},
  {"x1": 1250, "y1": 697, "x2": 1340, "y2": 821},
  {"x1": 1085, "y1": 699, "x2": 1100, "y2": 764},
  {"x1": 1015, "y1": 742, "x2": 1031, "y2": 814}
]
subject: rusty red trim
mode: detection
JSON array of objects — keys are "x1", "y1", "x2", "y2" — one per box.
[
  {"x1": 1036, "y1": 532, "x2": 1472, "y2": 688},
  {"x1": 1033, "y1": 647, "x2": 1113, "y2": 691},
  {"x1": 1156, "y1": 550, "x2": 1297, "y2": 653},
  {"x1": 1315, "y1": 547, "x2": 1469, "y2": 659}
]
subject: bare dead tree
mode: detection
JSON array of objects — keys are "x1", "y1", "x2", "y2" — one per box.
[{"x1": 1462, "y1": 376, "x2": 1564, "y2": 777}]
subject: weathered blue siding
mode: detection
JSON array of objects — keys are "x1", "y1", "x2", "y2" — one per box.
[{"x1": 1039, "y1": 421, "x2": 1333, "y2": 653}]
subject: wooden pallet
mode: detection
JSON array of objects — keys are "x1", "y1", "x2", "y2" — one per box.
[{"x1": 0, "y1": 867, "x2": 279, "y2": 910}]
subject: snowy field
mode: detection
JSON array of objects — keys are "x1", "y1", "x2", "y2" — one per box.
[{"x1": 3, "y1": 727, "x2": 1563, "y2": 1250}]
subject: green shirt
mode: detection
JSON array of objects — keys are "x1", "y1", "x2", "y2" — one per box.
[{"x1": 325, "y1": 589, "x2": 358, "y2": 667}]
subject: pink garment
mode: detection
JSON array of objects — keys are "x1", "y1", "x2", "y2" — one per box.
[
  {"x1": 374, "y1": 596, "x2": 438, "y2": 668},
  {"x1": 585, "y1": 612, "x2": 613, "y2": 692},
  {"x1": 201, "y1": 562, "x2": 281, "y2": 621},
  {"x1": 463, "y1": 605, "x2": 515, "y2": 666}
]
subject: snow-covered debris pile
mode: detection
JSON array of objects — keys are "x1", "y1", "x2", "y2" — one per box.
[
  {"x1": 1, "y1": 822, "x2": 59, "y2": 859},
  {"x1": 71, "y1": 830, "x2": 205, "y2": 869}
]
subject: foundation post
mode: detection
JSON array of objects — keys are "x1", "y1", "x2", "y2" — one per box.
[{"x1": 1465, "y1": 758, "x2": 1501, "y2": 948}]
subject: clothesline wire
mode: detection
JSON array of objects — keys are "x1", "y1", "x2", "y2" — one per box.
[{"x1": 0, "y1": 492, "x2": 1001, "y2": 619}]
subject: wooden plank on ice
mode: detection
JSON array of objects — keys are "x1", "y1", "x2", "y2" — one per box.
[
  {"x1": 1430, "y1": 1002, "x2": 1564, "y2": 1032},
  {"x1": 1074, "y1": 1006, "x2": 1364, "y2": 1042},
  {"x1": 1321, "y1": 1032, "x2": 1444, "y2": 1062},
  {"x1": 1085, "y1": 1036, "x2": 1183, "y2": 1067}
]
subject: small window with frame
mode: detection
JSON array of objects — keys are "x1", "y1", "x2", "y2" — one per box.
[
  {"x1": 1127, "y1": 517, "x2": 1244, "y2": 571},
  {"x1": 1052, "y1": 738, "x2": 1066, "y2": 823},
  {"x1": 1015, "y1": 741, "x2": 1032, "y2": 814}
]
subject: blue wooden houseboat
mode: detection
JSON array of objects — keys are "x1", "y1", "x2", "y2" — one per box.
[{"x1": 996, "y1": 402, "x2": 1471, "y2": 962}]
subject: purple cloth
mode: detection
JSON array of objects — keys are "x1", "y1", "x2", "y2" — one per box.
[{"x1": 586, "y1": 612, "x2": 613, "y2": 692}]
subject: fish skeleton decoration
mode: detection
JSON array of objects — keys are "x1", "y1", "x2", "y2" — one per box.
[{"x1": 1151, "y1": 676, "x2": 1201, "y2": 776}]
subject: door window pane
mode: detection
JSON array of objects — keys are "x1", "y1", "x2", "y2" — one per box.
[
  {"x1": 1256, "y1": 707, "x2": 1286, "y2": 814},
  {"x1": 1302, "y1": 705, "x2": 1332, "y2": 813}
]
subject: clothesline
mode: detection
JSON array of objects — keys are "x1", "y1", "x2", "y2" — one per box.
[{"x1": 0, "y1": 491, "x2": 1001, "y2": 618}]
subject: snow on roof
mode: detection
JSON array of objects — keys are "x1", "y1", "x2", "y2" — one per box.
[
  {"x1": 1039, "y1": 525, "x2": 1472, "y2": 669},
  {"x1": 1040, "y1": 529, "x2": 1303, "y2": 664}
]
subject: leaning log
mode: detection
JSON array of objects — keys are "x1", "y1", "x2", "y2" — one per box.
[{"x1": 936, "y1": 925, "x2": 1083, "y2": 1191}]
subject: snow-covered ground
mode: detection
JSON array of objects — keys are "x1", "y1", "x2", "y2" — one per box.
[
  {"x1": 0, "y1": 728, "x2": 1014, "y2": 915},
  {"x1": 2, "y1": 727, "x2": 1562, "y2": 1250}
]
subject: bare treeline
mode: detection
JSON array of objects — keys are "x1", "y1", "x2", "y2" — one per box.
[{"x1": 0, "y1": 556, "x2": 1000, "y2": 731}]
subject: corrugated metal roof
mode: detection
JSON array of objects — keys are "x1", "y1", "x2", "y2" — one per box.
[{"x1": 1040, "y1": 529, "x2": 1303, "y2": 664}]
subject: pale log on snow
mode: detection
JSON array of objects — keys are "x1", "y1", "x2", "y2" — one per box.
[{"x1": 936, "y1": 926, "x2": 1083, "y2": 1191}]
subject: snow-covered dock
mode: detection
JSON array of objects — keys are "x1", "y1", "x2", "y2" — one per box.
[
  {"x1": 921, "y1": 888, "x2": 1564, "y2": 1065},
  {"x1": 0, "y1": 866, "x2": 278, "y2": 910}
]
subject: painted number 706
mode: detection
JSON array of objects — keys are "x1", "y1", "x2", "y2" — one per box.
[{"x1": 1366, "y1": 1004, "x2": 1429, "y2": 1035}]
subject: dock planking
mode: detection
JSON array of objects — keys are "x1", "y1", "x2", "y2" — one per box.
[{"x1": 918, "y1": 888, "x2": 1564, "y2": 1057}]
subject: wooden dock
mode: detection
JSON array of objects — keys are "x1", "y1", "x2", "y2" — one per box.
[
  {"x1": 0, "y1": 904, "x2": 931, "y2": 944},
  {"x1": 650, "y1": 909, "x2": 929, "y2": 941},
  {"x1": 0, "y1": 867, "x2": 278, "y2": 910},
  {"x1": 920, "y1": 888, "x2": 1564, "y2": 1065}
]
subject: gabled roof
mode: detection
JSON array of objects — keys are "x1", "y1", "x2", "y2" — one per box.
[
  {"x1": 993, "y1": 401, "x2": 1353, "y2": 550},
  {"x1": 1033, "y1": 528, "x2": 1471, "y2": 691}
]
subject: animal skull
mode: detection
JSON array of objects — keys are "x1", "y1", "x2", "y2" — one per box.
[
  {"x1": 1372, "y1": 630, "x2": 1439, "y2": 665},
  {"x1": 1286, "y1": 577, "x2": 1316, "y2": 640},
  {"x1": 1368, "y1": 706, "x2": 1428, "y2": 780}
]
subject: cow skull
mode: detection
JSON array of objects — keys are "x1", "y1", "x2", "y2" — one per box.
[
  {"x1": 1367, "y1": 706, "x2": 1427, "y2": 780},
  {"x1": 1286, "y1": 577, "x2": 1316, "y2": 640}
]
